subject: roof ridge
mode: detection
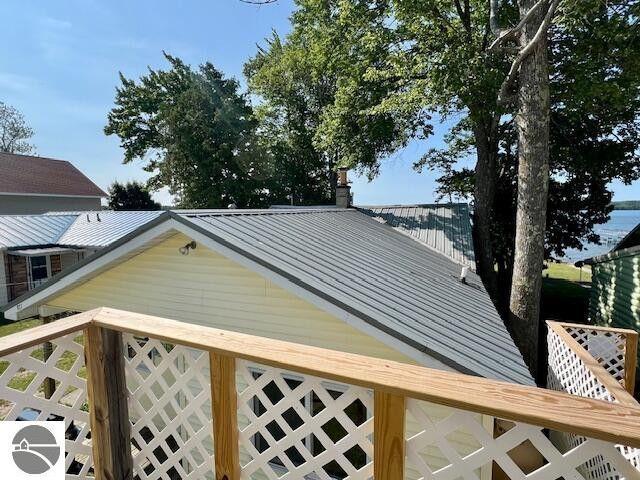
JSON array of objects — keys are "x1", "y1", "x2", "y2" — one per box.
[
  {"x1": 357, "y1": 203, "x2": 469, "y2": 209},
  {"x1": 177, "y1": 208, "x2": 353, "y2": 216}
]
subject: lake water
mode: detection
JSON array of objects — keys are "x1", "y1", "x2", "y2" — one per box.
[{"x1": 560, "y1": 210, "x2": 640, "y2": 262}]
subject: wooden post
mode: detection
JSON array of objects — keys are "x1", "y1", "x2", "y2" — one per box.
[
  {"x1": 210, "y1": 353, "x2": 240, "y2": 480},
  {"x1": 84, "y1": 325, "x2": 133, "y2": 480},
  {"x1": 374, "y1": 390, "x2": 405, "y2": 480},
  {"x1": 624, "y1": 331, "x2": 638, "y2": 394},
  {"x1": 41, "y1": 315, "x2": 56, "y2": 399}
]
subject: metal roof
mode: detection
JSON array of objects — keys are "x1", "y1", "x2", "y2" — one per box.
[
  {"x1": 56, "y1": 211, "x2": 164, "y2": 248},
  {"x1": 2, "y1": 208, "x2": 532, "y2": 385},
  {"x1": 177, "y1": 209, "x2": 533, "y2": 385},
  {"x1": 358, "y1": 204, "x2": 476, "y2": 269},
  {"x1": 0, "y1": 211, "x2": 164, "y2": 250},
  {"x1": 0, "y1": 215, "x2": 77, "y2": 249}
]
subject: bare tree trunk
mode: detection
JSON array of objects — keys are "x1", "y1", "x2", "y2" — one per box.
[
  {"x1": 508, "y1": 0, "x2": 550, "y2": 378},
  {"x1": 472, "y1": 119, "x2": 499, "y2": 301}
]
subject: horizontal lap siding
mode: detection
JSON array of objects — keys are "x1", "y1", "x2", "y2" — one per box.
[{"x1": 47, "y1": 233, "x2": 413, "y2": 362}]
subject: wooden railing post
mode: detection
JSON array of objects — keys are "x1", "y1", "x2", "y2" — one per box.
[
  {"x1": 624, "y1": 330, "x2": 638, "y2": 394},
  {"x1": 374, "y1": 390, "x2": 406, "y2": 480},
  {"x1": 84, "y1": 325, "x2": 133, "y2": 480},
  {"x1": 210, "y1": 353, "x2": 240, "y2": 480}
]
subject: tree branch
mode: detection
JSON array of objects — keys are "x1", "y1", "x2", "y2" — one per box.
[
  {"x1": 489, "y1": 0, "x2": 549, "y2": 51},
  {"x1": 496, "y1": 0, "x2": 561, "y2": 106}
]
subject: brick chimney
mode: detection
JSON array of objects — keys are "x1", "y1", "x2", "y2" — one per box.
[{"x1": 336, "y1": 167, "x2": 351, "y2": 208}]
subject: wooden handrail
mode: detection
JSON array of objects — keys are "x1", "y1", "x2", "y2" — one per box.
[
  {"x1": 552, "y1": 320, "x2": 638, "y2": 337},
  {"x1": 3, "y1": 307, "x2": 640, "y2": 448}
]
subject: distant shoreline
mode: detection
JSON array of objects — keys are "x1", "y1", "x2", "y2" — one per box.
[{"x1": 612, "y1": 201, "x2": 640, "y2": 210}]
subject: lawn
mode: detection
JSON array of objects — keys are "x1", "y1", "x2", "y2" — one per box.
[
  {"x1": 0, "y1": 316, "x2": 86, "y2": 417},
  {"x1": 541, "y1": 261, "x2": 591, "y2": 324}
]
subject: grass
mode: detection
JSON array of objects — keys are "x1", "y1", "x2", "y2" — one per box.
[
  {"x1": 541, "y1": 261, "x2": 591, "y2": 323},
  {"x1": 0, "y1": 317, "x2": 86, "y2": 416},
  {"x1": 543, "y1": 262, "x2": 592, "y2": 283}
]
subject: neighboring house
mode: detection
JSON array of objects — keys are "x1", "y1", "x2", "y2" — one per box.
[
  {"x1": 585, "y1": 223, "x2": 640, "y2": 383},
  {"x1": 0, "y1": 211, "x2": 163, "y2": 306},
  {"x1": 0, "y1": 153, "x2": 107, "y2": 214}
]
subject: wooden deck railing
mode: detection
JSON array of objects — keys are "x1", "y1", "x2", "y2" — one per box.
[
  {"x1": 547, "y1": 321, "x2": 640, "y2": 479},
  {"x1": 1, "y1": 307, "x2": 640, "y2": 479}
]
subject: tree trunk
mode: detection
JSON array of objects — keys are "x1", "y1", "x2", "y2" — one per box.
[
  {"x1": 508, "y1": 0, "x2": 550, "y2": 379},
  {"x1": 472, "y1": 119, "x2": 499, "y2": 301}
]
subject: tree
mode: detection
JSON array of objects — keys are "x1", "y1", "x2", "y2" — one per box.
[
  {"x1": 107, "y1": 181, "x2": 161, "y2": 210},
  {"x1": 244, "y1": 32, "x2": 337, "y2": 205},
  {"x1": 0, "y1": 102, "x2": 35, "y2": 154},
  {"x1": 105, "y1": 53, "x2": 271, "y2": 208},
  {"x1": 257, "y1": 0, "x2": 639, "y2": 375}
]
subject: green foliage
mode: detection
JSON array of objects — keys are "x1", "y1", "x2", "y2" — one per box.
[
  {"x1": 105, "y1": 53, "x2": 272, "y2": 208},
  {"x1": 245, "y1": 31, "x2": 336, "y2": 204},
  {"x1": 107, "y1": 181, "x2": 161, "y2": 210}
]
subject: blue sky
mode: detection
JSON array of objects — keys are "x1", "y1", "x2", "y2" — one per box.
[{"x1": 1, "y1": 0, "x2": 638, "y2": 206}]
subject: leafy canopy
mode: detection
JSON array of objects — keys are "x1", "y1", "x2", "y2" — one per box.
[
  {"x1": 107, "y1": 181, "x2": 161, "y2": 211},
  {"x1": 105, "y1": 53, "x2": 271, "y2": 208}
]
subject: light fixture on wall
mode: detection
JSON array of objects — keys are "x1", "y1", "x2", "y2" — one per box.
[{"x1": 178, "y1": 241, "x2": 197, "y2": 256}]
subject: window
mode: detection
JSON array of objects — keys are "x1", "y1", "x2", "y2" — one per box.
[{"x1": 30, "y1": 256, "x2": 48, "y2": 282}]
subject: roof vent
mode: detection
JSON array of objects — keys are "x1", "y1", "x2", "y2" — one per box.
[
  {"x1": 459, "y1": 266, "x2": 469, "y2": 284},
  {"x1": 228, "y1": 203, "x2": 237, "y2": 209}
]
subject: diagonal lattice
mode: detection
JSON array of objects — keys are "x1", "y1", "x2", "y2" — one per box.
[
  {"x1": 0, "y1": 331, "x2": 93, "y2": 479},
  {"x1": 564, "y1": 326, "x2": 628, "y2": 387},
  {"x1": 405, "y1": 398, "x2": 640, "y2": 480},
  {"x1": 123, "y1": 334, "x2": 214, "y2": 480},
  {"x1": 547, "y1": 327, "x2": 640, "y2": 478},
  {"x1": 236, "y1": 359, "x2": 373, "y2": 480}
]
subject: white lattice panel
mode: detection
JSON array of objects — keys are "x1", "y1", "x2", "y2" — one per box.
[
  {"x1": 405, "y1": 398, "x2": 640, "y2": 480},
  {"x1": 236, "y1": 359, "x2": 373, "y2": 480},
  {"x1": 547, "y1": 328, "x2": 616, "y2": 403},
  {"x1": 123, "y1": 334, "x2": 214, "y2": 480},
  {"x1": 565, "y1": 326, "x2": 628, "y2": 387},
  {"x1": 547, "y1": 327, "x2": 640, "y2": 478},
  {"x1": 0, "y1": 332, "x2": 93, "y2": 479}
]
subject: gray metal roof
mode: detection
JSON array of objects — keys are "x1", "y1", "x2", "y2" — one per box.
[
  {"x1": 0, "y1": 215, "x2": 77, "y2": 249},
  {"x1": 0, "y1": 211, "x2": 163, "y2": 249},
  {"x1": 2, "y1": 208, "x2": 532, "y2": 385},
  {"x1": 358, "y1": 204, "x2": 476, "y2": 269},
  {"x1": 177, "y1": 209, "x2": 533, "y2": 385},
  {"x1": 56, "y1": 211, "x2": 164, "y2": 248}
]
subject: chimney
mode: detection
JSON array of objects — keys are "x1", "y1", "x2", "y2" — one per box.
[{"x1": 336, "y1": 167, "x2": 351, "y2": 208}]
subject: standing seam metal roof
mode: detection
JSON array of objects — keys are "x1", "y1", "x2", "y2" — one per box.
[
  {"x1": 0, "y1": 215, "x2": 78, "y2": 249},
  {"x1": 177, "y1": 209, "x2": 533, "y2": 385},
  {"x1": 0, "y1": 211, "x2": 164, "y2": 249},
  {"x1": 358, "y1": 204, "x2": 476, "y2": 269}
]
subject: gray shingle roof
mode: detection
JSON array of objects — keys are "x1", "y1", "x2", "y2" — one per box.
[
  {"x1": 358, "y1": 204, "x2": 476, "y2": 269},
  {"x1": 177, "y1": 209, "x2": 532, "y2": 385}
]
